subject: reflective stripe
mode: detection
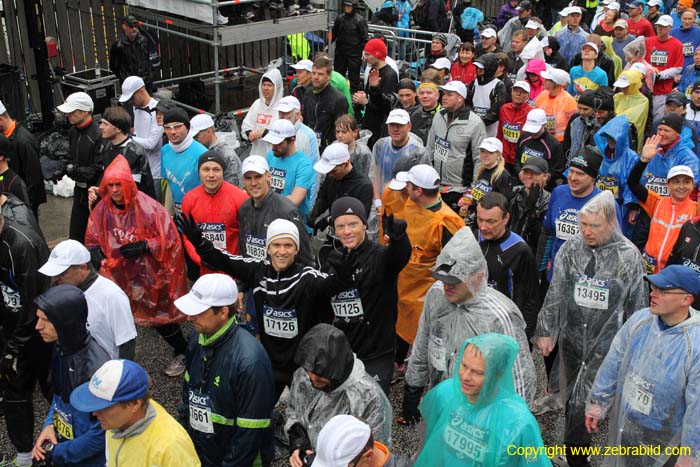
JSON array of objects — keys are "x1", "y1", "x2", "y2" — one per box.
[
  {"x1": 236, "y1": 417, "x2": 271, "y2": 429},
  {"x1": 184, "y1": 371, "x2": 189, "y2": 382},
  {"x1": 211, "y1": 413, "x2": 235, "y2": 426}
]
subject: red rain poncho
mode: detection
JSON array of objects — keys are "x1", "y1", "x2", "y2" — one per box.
[{"x1": 85, "y1": 155, "x2": 187, "y2": 326}]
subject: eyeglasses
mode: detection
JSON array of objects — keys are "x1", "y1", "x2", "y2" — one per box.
[{"x1": 649, "y1": 285, "x2": 691, "y2": 296}]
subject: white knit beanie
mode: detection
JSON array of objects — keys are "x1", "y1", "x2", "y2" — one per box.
[{"x1": 266, "y1": 219, "x2": 299, "y2": 250}]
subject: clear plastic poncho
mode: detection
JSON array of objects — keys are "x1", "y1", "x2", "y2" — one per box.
[
  {"x1": 586, "y1": 309, "x2": 700, "y2": 466},
  {"x1": 406, "y1": 227, "x2": 537, "y2": 404},
  {"x1": 285, "y1": 324, "x2": 392, "y2": 448},
  {"x1": 85, "y1": 155, "x2": 188, "y2": 326},
  {"x1": 416, "y1": 333, "x2": 550, "y2": 467},
  {"x1": 536, "y1": 191, "x2": 648, "y2": 444}
]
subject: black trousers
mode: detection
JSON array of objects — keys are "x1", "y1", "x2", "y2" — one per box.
[
  {"x1": 334, "y1": 53, "x2": 363, "y2": 94},
  {"x1": 69, "y1": 201, "x2": 91, "y2": 242},
  {"x1": 154, "y1": 323, "x2": 188, "y2": 356},
  {"x1": 363, "y1": 352, "x2": 394, "y2": 396}
]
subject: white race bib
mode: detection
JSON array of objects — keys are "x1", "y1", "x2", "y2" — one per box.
[
  {"x1": 245, "y1": 234, "x2": 267, "y2": 259},
  {"x1": 555, "y1": 218, "x2": 579, "y2": 241},
  {"x1": 1, "y1": 284, "x2": 21, "y2": 311},
  {"x1": 574, "y1": 275, "x2": 610, "y2": 310},
  {"x1": 434, "y1": 137, "x2": 450, "y2": 163},
  {"x1": 188, "y1": 391, "x2": 214, "y2": 433},
  {"x1": 645, "y1": 176, "x2": 669, "y2": 196},
  {"x1": 331, "y1": 288, "x2": 364, "y2": 321},
  {"x1": 263, "y1": 305, "x2": 298, "y2": 338},
  {"x1": 200, "y1": 222, "x2": 226, "y2": 249},
  {"x1": 270, "y1": 167, "x2": 286, "y2": 192},
  {"x1": 623, "y1": 373, "x2": 654, "y2": 416}
]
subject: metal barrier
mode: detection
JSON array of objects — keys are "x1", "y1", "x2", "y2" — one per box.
[{"x1": 367, "y1": 24, "x2": 434, "y2": 79}]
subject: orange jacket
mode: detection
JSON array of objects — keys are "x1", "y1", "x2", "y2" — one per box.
[{"x1": 534, "y1": 90, "x2": 578, "y2": 142}]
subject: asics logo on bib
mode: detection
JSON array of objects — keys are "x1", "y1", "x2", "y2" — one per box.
[
  {"x1": 576, "y1": 276, "x2": 607, "y2": 288},
  {"x1": 450, "y1": 414, "x2": 487, "y2": 439},
  {"x1": 189, "y1": 391, "x2": 208, "y2": 405},
  {"x1": 682, "y1": 258, "x2": 700, "y2": 273},
  {"x1": 335, "y1": 289, "x2": 360, "y2": 300},
  {"x1": 246, "y1": 235, "x2": 266, "y2": 246},
  {"x1": 199, "y1": 223, "x2": 225, "y2": 232},
  {"x1": 268, "y1": 309, "x2": 295, "y2": 318}
]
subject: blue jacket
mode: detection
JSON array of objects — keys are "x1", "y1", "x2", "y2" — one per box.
[
  {"x1": 640, "y1": 138, "x2": 700, "y2": 196},
  {"x1": 594, "y1": 115, "x2": 640, "y2": 207},
  {"x1": 396, "y1": 0, "x2": 411, "y2": 34},
  {"x1": 180, "y1": 318, "x2": 275, "y2": 467},
  {"x1": 671, "y1": 26, "x2": 700, "y2": 68},
  {"x1": 43, "y1": 395, "x2": 105, "y2": 467},
  {"x1": 677, "y1": 63, "x2": 700, "y2": 96},
  {"x1": 556, "y1": 26, "x2": 589, "y2": 64}
]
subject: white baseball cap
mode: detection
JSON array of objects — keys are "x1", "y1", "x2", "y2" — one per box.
[
  {"x1": 118, "y1": 76, "x2": 145, "y2": 102},
  {"x1": 668, "y1": 165, "x2": 695, "y2": 180},
  {"x1": 540, "y1": 36, "x2": 550, "y2": 48},
  {"x1": 291, "y1": 59, "x2": 313, "y2": 72},
  {"x1": 389, "y1": 171, "x2": 409, "y2": 190},
  {"x1": 478, "y1": 137, "x2": 503, "y2": 153},
  {"x1": 174, "y1": 273, "x2": 238, "y2": 316},
  {"x1": 407, "y1": 164, "x2": 440, "y2": 189},
  {"x1": 481, "y1": 28, "x2": 497, "y2": 38},
  {"x1": 523, "y1": 108, "x2": 547, "y2": 133},
  {"x1": 431, "y1": 57, "x2": 452, "y2": 70},
  {"x1": 263, "y1": 119, "x2": 296, "y2": 144},
  {"x1": 439, "y1": 80, "x2": 467, "y2": 99},
  {"x1": 241, "y1": 155, "x2": 270, "y2": 175},
  {"x1": 582, "y1": 42, "x2": 599, "y2": 54},
  {"x1": 568, "y1": 6, "x2": 583, "y2": 14},
  {"x1": 276, "y1": 96, "x2": 301, "y2": 113},
  {"x1": 525, "y1": 19, "x2": 540, "y2": 29},
  {"x1": 57, "y1": 92, "x2": 94, "y2": 113},
  {"x1": 311, "y1": 415, "x2": 372, "y2": 467},
  {"x1": 38, "y1": 239, "x2": 91, "y2": 276},
  {"x1": 613, "y1": 75, "x2": 630, "y2": 88},
  {"x1": 314, "y1": 143, "x2": 351, "y2": 174},
  {"x1": 656, "y1": 15, "x2": 673, "y2": 27},
  {"x1": 386, "y1": 108, "x2": 411, "y2": 125},
  {"x1": 541, "y1": 68, "x2": 570, "y2": 86},
  {"x1": 607, "y1": 1, "x2": 621, "y2": 11},
  {"x1": 559, "y1": 7, "x2": 572, "y2": 16},
  {"x1": 647, "y1": 0, "x2": 662, "y2": 7},
  {"x1": 513, "y1": 80, "x2": 531, "y2": 93},
  {"x1": 190, "y1": 114, "x2": 215, "y2": 135}
]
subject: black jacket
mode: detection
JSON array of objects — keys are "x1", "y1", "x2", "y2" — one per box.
[
  {"x1": 0, "y1": 168, "x2": 30, "y2": 205},
  {"x1": 109, "y1": 33, "x2": 151, "y2": 83},
  {"x1": 332, "y1": 12, "x2": 368, "y2": 57},
  {"x1": 410, "y1": 105, "x2": 440, "y2": 146},
  {"x1": 363, "y1": 64, "x2": 399, "y2": 147},
  {"x1": 7, "y1": 124, "x2": 45, "y2": 209},
  {"x1": 318, "y1": 232, "x2": 410, "y2": 361},
  {"x1": 0, "y1": 219, "x2": 49, "y2": 358},
  {"x1": 300, "y1": 84, "x2": 349, "y2": 152},
  {"x1": 414, "y1": 0, "x2": 448, "y2": 32},
  {"x1": 96, "y1": 137, "x2": 156, "y2": 199},
  {"x1": 64, "y1": 120, "x2": 101, "y2": 206},
  {"x1": 667, "y1": 216, "x2": 700, "y2": 308},
  {"x1": 467, "y1": 53, "x2": 508, "y2": 128},
  {"x1": 508, "y1": 185, "x2": 551, "y2": 259},
  {"x1": 544, "y1": 36, "x2": 570, "y2": 71},
  {"x1": 515, "y1": 131, "x2": 567, "y2": 190},
  {"x1": 0, "y1": 193, "x2": 41, "y2": 234},
  {"x1": 309, "y1": 167, "x2": 373, "y2": 225},
  {"x1": 195, "y1": 242, "x2": 351, "y2": 379},
  {"x1": 479, "y1": 230, "x2": 540, "y2": 340}
]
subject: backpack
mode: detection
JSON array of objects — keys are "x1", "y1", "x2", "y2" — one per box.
[{"x1": 460, "y1": 7, "x2": 484, "y2": 31}]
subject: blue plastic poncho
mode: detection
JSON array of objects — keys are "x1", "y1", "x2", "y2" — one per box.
[{"x1": 416, "y1": 333, "x2": 550, "y2": 467}]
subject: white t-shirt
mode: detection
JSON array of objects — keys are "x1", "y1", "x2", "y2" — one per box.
[{"x1": 85, "y1": 275, "x2": 138, "y2": 358}]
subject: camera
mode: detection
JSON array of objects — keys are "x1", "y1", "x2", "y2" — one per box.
[
  {"x1": 33, "y1": 441, "x2": 54, "y2": 467},
  {"x1": 302, "y1": 452, "x2": 316, "y2": 466}
]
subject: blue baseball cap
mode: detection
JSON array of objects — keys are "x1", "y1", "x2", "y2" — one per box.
[
  {"x1": 70, "y1": 360, "x2": 149, "y2": 412},
  {"x1": 645, "y1": 265, "x2": 700, "y2": 296}
]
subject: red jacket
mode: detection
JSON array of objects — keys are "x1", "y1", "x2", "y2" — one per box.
[
  {"x1": 497, "y1": 102, "x2": 533, "y2": 165},
  {"x1": 450, "y1": 61, "x2": 477, "y2": 86},
  {"x1": 181, "y1": 182, "x2": 249, "y2": 274}
]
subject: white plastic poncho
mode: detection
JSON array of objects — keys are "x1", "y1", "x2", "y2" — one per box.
[
  {"x1": 536, "y1": 191, "x2": 648, "y2": 444},
  {"x1": 586, "y1": 308, "x2": 700, "y2": 466},
  {"x1": 285, "y1": 324, "x2": 392, "y2": 448},
  {"x1": 405, "y1": 227, "x2": 537, "y2": 404}
]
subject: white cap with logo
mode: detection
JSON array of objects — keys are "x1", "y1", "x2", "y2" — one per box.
[
  {"x1": 481, "y1": 28, "x2": 497, "y2": 38},
  {"x1": 174, "y1": 273, "x2": 239, "y2": 316},
  {"x1": 613, "y1": 75, "x2": 630, "y2": 88},
  {"x1": 190, "y1": 114, "x2": 215, "y2": 135},
  {"x1": 241, "y1": 155, "x2": 270, "y2": 175},
  {"x1": 118, "y1": 76, "x2": 146, "y2": 103},
  {"x1": 57, "y1": 92, "x2": 94, "y2": 113},
  {"x1": 291, "y1": 59, "x2": 313, "y2": 72},
  {"x1": 262, "y1": 119, "x2": 296, "y2": 144},
  {"x1": 667, "y1": 165, "x2": 695, "y2": 181},
  {"x1": 438, "y1": 80, "x2": 467, "y2": 99},
  {"x1": 276, "y1": 96, "x2": 301, "y2": 113},
  {"x1": 38, "y1": 239, "x2": 91, "y2": 276},
  {"x1": 407, "y1": 164, "x2": 440, "y2": 189},
  {"x1": 656, "y1": 15, "x2": 673, "y2": 27},
  {"x1": 311, "y1": 415, "x2": 372, "y2": 467},
  {"x1": 541, "y1": 68, "x2": 570, "y2": 86},
  {"x1": 431, "y1": 57, "x2": 452, "y2": 70},
  {"x1": 478, "y1": 137, "x2": 504, "y2": 153},
  {"x1": 525, "y1": 19, "x2": 540, "y2": 29},
  {"x1": 314, "y1": 143, "x2": 351, "y2": 174},
  {"x1": 522, "y1": 108, "x2": 548, "y2": 133},
  {"x1": 513, "y1": 80, "x2": 531, "y2": 93},
  {"x1": 386, "y1": 109, "x2": 411, "y2": 125}
]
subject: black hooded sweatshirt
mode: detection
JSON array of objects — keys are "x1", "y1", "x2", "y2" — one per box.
[
  {"x1": 544, "y1": 36, "x2": 569, "y2": 71},
  {"x1": 466, "y1": 53, "x2": 508, "y2": 128}
]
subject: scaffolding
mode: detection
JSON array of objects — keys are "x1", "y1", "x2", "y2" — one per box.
[{"x1": 127, "y1": 0, "x2": 332, "y2": 114}]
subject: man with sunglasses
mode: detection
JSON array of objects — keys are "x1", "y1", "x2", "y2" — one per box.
[{"x1": 586, "y1": 264, "x2": 700, "y2": 467}]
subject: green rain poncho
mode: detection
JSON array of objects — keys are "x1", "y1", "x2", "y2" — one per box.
[{"x1": 416, "y1": 333, "x2": 550, "y2": 467}]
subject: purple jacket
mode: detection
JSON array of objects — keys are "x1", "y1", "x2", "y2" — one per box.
[{"x1": 496, "y1": 2, "x2": 518, "y2": 28}]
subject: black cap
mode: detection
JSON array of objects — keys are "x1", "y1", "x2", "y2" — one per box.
[
  {"x1": 659, "y1": 113, "x2": 685, "y2": 134},
  {"x1": 198, "y1": 150, "x2": 227, "y2": 171},
  {"x1": 666, "y1": 91, "x2": 688, "y2": 106},
  {"x1": 331, "y1": 196, "x2": 368, "y2": 227},
  {"x1": 122, "y1": 15, "x2": 138, "y2": 27},
  {"x1": 592, "y1": 87, "x2": 615, "y2": 111},
  {"x1": 431, "y1": 264, "x2": 462, "y2": 285},
  {"x1": 570, "y1": 145, "x2": 603, "y2": 179},
  {"x1": 163, "y1": 107, "x2": 190, "y2": 129},
  {"x1": 578, "y1": 89, "x2": 597, "y2": 108},
  {"x1": 517, "y1": 0, "x2": 533, "y2": 10},
  {"x1": 692, "y1": 81, "x2": 700, "y2": 93},
  {"x1": 155, "y1": 99, "x2": 177, "y2": 114},
  {"x1": 521, "y1": 156, "x2": 549, "y2": 174}
]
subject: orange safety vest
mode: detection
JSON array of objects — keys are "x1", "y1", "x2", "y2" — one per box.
[
  {"x1": 378, "y1": 186, "x2": 408, "y2": 245},
  {"x1": 640, "y1": 191, "x2": 697, "y2": 273},
  {"x1": 396, "y1": 197, "x2": 464, "y2": 344}
]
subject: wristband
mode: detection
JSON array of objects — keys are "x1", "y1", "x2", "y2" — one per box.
[{"x1": 373, "y1": 199, "x2": 382, "y2": 209}]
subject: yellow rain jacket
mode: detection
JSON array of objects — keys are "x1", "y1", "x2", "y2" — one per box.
[
  {"x1": 601, "y1": 36, "x2": 622, "y2": 80},
  {"x1": 614, "y1": 69, "x2": 649, "y2": 154},
  {"x1": 396, "y1": 197, "x2": 464, "y2": 343}
]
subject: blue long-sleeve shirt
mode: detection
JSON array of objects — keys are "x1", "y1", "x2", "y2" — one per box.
[
  {"x1": 43, "y1": 395, "x2": 105, "y2": 467},
  {"x1": 671, "y1": 25, "x2": 700, "y2": 68}
]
